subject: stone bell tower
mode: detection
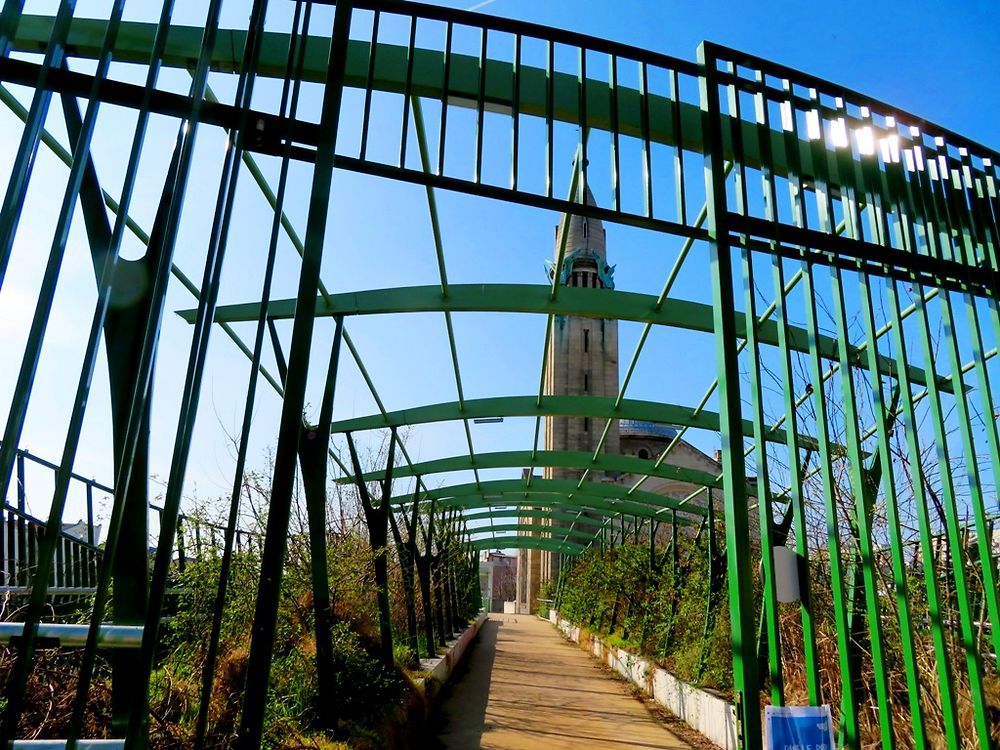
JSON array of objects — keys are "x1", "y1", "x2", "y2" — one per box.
[
  {"x1": 544, "y1": 185, "x2": 620, "y2": 463},
  {"x1": 517, "y1": 184, "x2": 620, "y2": 613}
]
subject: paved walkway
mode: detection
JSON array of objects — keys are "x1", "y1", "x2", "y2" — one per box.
[{"x1": 430, "y1": 614, "x2": 691, "y2": 750}]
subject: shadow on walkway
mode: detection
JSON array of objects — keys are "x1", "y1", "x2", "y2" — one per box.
[
  {"x1": 427, "y1": 615, "x2": 690, "y2": 750},
  {"x1": 423, "y1": 617, "x2": 500, "y2": 749}
]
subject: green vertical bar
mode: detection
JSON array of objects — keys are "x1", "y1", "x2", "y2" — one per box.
[
  {"x1": 905, "y1": 293, "x2": 991, "y2": 749},
  {"x1": 474, "y1": 25, "x2": 487, "y2": 183},
  {"x1": 397, "y1": 14, "x2": 417, "y2": 169},
  {"x1": 358, "y1": 10, "x2": 379, "y2": 162},
  {"x1": 753, "y1": 71, "x2": 819, "y2": 704},
  {"x1": 0, "y1": 0, "x2": 77, "y2": 286},
  {"x1": 436, "y1": 21, "x2": 452, "y2": 177},
  {"x1": 784, "y1": 82, "x2": 859, "y2": 748},
  {"x1": 969, "y1": 295, "x2": 1000, "y2": 670},
  {"x1": 544, "y1": 39, "x2": 554, "y2": 198},
  {"x1": 946, "y1": 148, "x2": 1000, "y2": 669},
  {"x1": 0, "y1": 0, "x2": 129, "y2": 737},
  {"x1": 609, "y1": 54, "x2": 621, "y2": 213},
  {"x1": 578, "y1": 45, "x2": 587, "y2": 194},
  {"x1": 195, "y1": 5, "x2": 310, "y2": 744},
  {"x1": 698, "y1": 43, "x2": 761, "y2": 750},
  {"x1": 905, "y1": 129, "x2": 991, "y2": 750},
  {"x1": 670, "y1": 68, "x2": 686, "y2": 226},
  {"x1": 510, "y1": 33, "x2": 520, "y2": 191},
  {"x1": 237, "y1": 2, "x2": 354, "y2": 747},
  {"x1": 818, "y1": 102, "x2": 894, "y2": 748},
  {"x1": 828, "y1": 266, "x2": 894, "y2": 748},
  {"x1": 638, "y1": 61, "x2": 653, "y2": 219},
  {"x1": 727, "y1": 70, "x2": 783, "y2": 706},
  {"x1": 884, "y1": 146, "x2": 960, "y2": 750},
  {"x1": 741, "y1": 250, "x2": 784, "y2": 705},
  {"x1": 850, "y1": 109, "x2": 927, "y2": 746}
]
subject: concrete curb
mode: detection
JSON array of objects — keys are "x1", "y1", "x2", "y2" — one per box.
[
  {"x1": 414, "y1": 611, "x2": 489, "y2": 706},
  {"x1": 550, "y1": 610, "x2": 737, "y2": 750},
  {"x1": 420, "y1": 610, "x2": 488, "y2": 686}
]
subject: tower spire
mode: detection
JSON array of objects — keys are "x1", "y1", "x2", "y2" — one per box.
[{"x1": 550, "y1": 182, "x2": 615, "y2": 289}]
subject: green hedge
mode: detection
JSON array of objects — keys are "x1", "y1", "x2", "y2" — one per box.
[{"x1": 558, "y1": 539, "x2": 732, "y2": 692}]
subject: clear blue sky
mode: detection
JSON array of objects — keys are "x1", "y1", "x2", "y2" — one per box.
[{"x1": 0, "y1": 0, "x2": 997, "y2": 541}]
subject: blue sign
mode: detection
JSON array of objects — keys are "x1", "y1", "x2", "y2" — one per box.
[{"x1": 765, "y1": 705, "x2": 835, "y2": 750}]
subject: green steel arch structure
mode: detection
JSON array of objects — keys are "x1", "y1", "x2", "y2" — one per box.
[{"x1": 0, "y1": 1, "x2": 998, "y2": 748}]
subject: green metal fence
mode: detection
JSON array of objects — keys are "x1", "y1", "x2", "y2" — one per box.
[{"x1": 0, "y1": 0, "x2": 997, "y2": 748}]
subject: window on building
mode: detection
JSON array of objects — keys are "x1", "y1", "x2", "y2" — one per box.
[
  {"x1": 583, "y1": 417, "x2": 590, "y2": 432},
  {"x1": 584, "y1": 372, "x2": 589, "y2": 392},
  {"x1": 583, "y1": 328, "x2": 589, "y2": 352},
  {"x1": 582, "y1": 218, "x2": 588, "y2": 238}
]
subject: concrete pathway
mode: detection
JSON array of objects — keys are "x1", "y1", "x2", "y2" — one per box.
[{"x1": 430, "y1": 614, "x2": 691, "y2": 750}]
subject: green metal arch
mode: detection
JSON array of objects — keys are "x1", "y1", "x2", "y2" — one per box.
[
  {"x1": 466, "y1": 523, "x2": 599, "y2": 544},
  {"x1": 460, "y1": 506, "x2": 693, "y2": 529},
  {"x1": 341, "y1": 449, "x2": 721, "y2": 489},
  {"x1": 435, "y1": 493, "x2": 701, "y2": 523},
  {"x1": 336, "y1": 394, "x2": 828, "y2": 453},
  {"x1": 185, "y1": 283, "x2": 950, "y2": 393},
  {"x1": 468, "y1": 536, "x2": 584, "y2": 554},
  {"x1": 463, "y1": 508, "x2": 601, "y2": 528},
  {"x1": 392, "y1": 477, "x2": 705, "y2": 516}
]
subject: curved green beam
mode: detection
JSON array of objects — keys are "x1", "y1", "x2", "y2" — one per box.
[
  {"x1": 466, "y1": 523, "x2": 599, "y2": 544},
  {"x1": 342, "y1": 449, "x2": 722, "y2": 490},
  {"x1": 436, "y1": 493, "x2": 698, "y2": 523},
  {"x1": 460, "y1": 506, "x2": 694, "y2": 529},
  {"x1": 464, "y1": 508, "x2": 603, "y2": 528},
  {"x1": 335, "y1": 394, "x2": 832, "y2": 454},
  {"x1": 182, "y1": 284, "x2": 951, "y2": 392},
  {"x1": 391, "y1": 477, "x2": 704, "y2": 517},
  {"x1": 468, "y1": 536, "x2": 584, "y2": 554}
]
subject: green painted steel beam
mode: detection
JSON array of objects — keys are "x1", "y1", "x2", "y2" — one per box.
[
  {"x1": 3, "y1": 18, "x2": 707, "y2": 159},
  {"x1": 435, "y1": 493, "x2": 700, "y2": 523},
  {"x1": 13, "y1": 14, "x2": 996, "y2": 248},
  {"x1": 391, "y1": 477, "x2": 704, "y2": 516},
  {"x1": 455, "y1": 502, "x2": 695, "y2": 527},
  {"x1": 465, "y1": 522, "x2": 597, "y2": 544},
  {"x1": 463, "y1": 507, "x2": 621, "y2": 528},
  {"x1": 467, "y1": 535, "x2": 584, "y2": 554},
  {"x1": 181, "y1": 284, "x2": 951, "y2": 392},
  {"x1": 335, "y1": 394, "x2": 841, "y2": 455},
  {"x1": 339, "y1": 449, "x2": 722, "y2": 489}
]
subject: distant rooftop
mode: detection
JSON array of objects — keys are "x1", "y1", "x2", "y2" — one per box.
[{"x1": 618, "y1": 420, "x2": 678, "y2": 440}]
